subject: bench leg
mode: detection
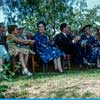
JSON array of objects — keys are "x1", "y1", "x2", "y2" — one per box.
[
  {"x1": 66, "y1": 55, "x2": 71, "y2": 70},
  {"x1": 32, "y1": 55, "x2": 35, "y2": 72},
  {"x1": 68, "y1": 59, "x2": 71, "y2": 69},
  {"x1": 43, "y1": 63, "x2": 48, "y2": 73}
]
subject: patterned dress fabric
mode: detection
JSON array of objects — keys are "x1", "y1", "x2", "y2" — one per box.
[
  {"x1": 89, "y1": 41, "x2": 100, "y2": 63},
  {"x1": 34, "y1": 32, "x2": 64, "y2": 63},
  {"x1": 15, "y1": 34, "x2": 35, "y2": 55},
  {"x1": 7, "y1": 34, "x2": 35, "y2": 56},
  {"x1": 80, "y1": 34, "x2": 95, "y2": 61}
]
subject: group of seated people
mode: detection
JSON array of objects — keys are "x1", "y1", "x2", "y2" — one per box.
[{"x1": 0, "y1": 21, "x2": 100, "y2": 76}]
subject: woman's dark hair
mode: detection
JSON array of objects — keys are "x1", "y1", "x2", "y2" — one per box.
[
  {"x1": 60, "y1": 23, "x2": 67, "y2": 31},
  {"x1": 8, "y1": 25, "x2": 17, "y2": 34},
  {"x1": 81, "y1": 24, "x2": 91, "y2": 32},
  {"x1": 37, "y1": 21, "x2": 46, "y2": 27}
]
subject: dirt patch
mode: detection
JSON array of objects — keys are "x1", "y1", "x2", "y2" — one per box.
[{"x1": 2, "y1": 77, "x2": 100, "y2": 98}]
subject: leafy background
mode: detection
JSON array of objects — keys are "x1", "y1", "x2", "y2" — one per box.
[{"x1": 0, "y1": 0, "x2": 100, "y2": 36}]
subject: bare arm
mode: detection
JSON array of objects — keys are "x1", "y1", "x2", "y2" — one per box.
[{"x1": 12, "y1": 35, "x2": 35, "y2": 45}]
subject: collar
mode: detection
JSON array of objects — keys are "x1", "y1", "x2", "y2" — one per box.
[{"x1": 62, "y1": 32, "x2": 67, "y2": 37}]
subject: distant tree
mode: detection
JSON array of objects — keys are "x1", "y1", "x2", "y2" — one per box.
[{"x1": 0, "y1": 0, "x2": 100, "y2": 35}]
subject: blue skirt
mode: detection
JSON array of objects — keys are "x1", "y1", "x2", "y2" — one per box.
[
  {"x1": 89, "y1": 47, "x2": 100, "y2": 63},
  {"x1": 0, "y1": 45, "x2": 10, "y2": 61},
  {"x1": 37, "y1": 46, "x2": 64, "y2": 63}
]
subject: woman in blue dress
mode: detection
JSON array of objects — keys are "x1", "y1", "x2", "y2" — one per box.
[
  {"x1": 34, "y1": 21, "x2": 64, "y2": 72},
  {"x1": 89, "y1": 32, "x2": 100, "y2": 68},
  {"x1": 80, "y1": 25, "x2": 95, "y2": 65},
  {"x1": 0, "y1": 23, "x2": 9, "y2": 71}
]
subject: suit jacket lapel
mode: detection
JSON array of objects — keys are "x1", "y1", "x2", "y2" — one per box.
[{"x1": 61, "y1": 33, "x2": 68, "y2": 39}]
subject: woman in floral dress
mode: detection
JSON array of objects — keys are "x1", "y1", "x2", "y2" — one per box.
[{"x1": 34, "y1": 21, "x2": 64, "y2": 72}]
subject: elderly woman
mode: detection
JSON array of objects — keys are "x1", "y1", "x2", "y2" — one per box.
[
  {"x1": 89, "y1": 33, "x2": 100, "y2": 67},
  {"x1": 80, "y1": 25, "x2": 95, "y2": 66},
  {"x1": 16, "y1": 26, "x2": 35, "y2": 68},
  {"x1": 33, "y1": 21, "x2": 64, "y2": 72},
  {"x1": 7, "y1": 25, "x2": 35, "y2": 76}
]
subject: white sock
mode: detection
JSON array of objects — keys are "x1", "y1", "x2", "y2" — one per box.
[{"x1": 57, "y1": 57, "x2": 63, "y2": 72}]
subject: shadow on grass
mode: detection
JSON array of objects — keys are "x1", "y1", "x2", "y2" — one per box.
[
  {"x1": 12, "y1": 68, "x2": 100, "y2": 81},
  {"x1": 1, "y1": 68, "x2": 100, "y2": 84},
  {"x1": 46, "y1": 84, "x2": 80, "y2": 98}
]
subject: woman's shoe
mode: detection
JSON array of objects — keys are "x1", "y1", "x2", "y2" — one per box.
[
  {"x1": 26, "y1": 72, "x2": 32, "y2": 76},
  {"x1": 83, "y1": 58, "x2": 91, "y2": 66},
  {"x1": 22, "y1": 69, "x2": 32, "y2": 76},
  {"x1": 58, "y1": 69, "x2": 63, "y2": 73}
]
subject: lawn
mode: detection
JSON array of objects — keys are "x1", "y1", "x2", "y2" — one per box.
[{"x1": 1, "y1": 69, "x2": 100, "y2": 98}]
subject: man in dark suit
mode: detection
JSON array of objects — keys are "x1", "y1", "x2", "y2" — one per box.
[
  {"x1": 54, "y1": 23, "x2": 74, "y2": 55},
  {"x1": 54, "y1": 23, "x2": 82, "y2": 65}
]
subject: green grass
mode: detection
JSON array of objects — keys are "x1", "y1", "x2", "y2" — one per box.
[{"x1": 1, "y1": 69, "x2": 100, "y2": 98}]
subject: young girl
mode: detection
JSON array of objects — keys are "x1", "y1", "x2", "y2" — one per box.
[{"x1": 7, "y1": 25, "x2": 35, "y2": 76}]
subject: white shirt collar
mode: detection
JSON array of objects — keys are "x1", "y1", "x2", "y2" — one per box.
[{"x1": 62, "y1": 32, "x2": 67, "y2": 37}]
